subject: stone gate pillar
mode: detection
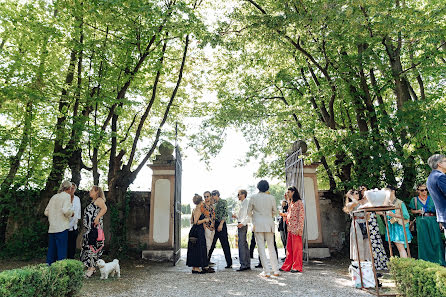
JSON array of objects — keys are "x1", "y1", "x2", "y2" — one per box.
[{"x1": 142, "y1": 142, "x2": 177, "y2": 262}]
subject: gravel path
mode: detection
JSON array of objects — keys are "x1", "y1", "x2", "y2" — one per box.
[{"x1": 79, "y1": 249, "x2": 375, "y2": 297}]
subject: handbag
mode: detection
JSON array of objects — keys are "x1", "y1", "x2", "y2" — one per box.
[
  {"x1": 409, "y1": 198, "x2": 417, "y2": 232},
  {"x1": 97, "y1": 224, "x2": 105, "y2": 241}
]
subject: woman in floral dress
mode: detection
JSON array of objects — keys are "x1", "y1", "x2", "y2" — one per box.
[{"x1": 80, "y1": 185, "x2": 107, "y2": 278}]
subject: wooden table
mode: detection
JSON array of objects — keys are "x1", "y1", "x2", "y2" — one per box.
[{"x1": 352, "y1": 205, "x2": 410, "y2": 296}]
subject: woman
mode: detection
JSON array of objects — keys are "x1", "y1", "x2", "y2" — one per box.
[
  {"x1": 359, "y1": 189, "x2": 389, "y2": 271},
  {"x1": 343, "y1": 190, "x2": 372, "y2": 262},
  {"x1": 80, "y1": 185, "x2": 107, "y2": 278},
  {"x1": 281, "y1": 186, "x2": 305, "y2": 273},
  {"x1": 186, "y1": 194, "x2": 210, "y2": 274},
  {"x1": 385, "y1": 185, "x2": 412, "y2": 258},
  {"x1": 201, "y1": 191, "x2": 215, "y2": 255},
  {"x1": 409, "y1": 183, "x2": 445, "y2": 265}
]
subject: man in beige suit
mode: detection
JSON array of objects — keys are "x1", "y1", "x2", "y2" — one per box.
[{"x1": 247, "y1": 180, "x2": 279, "y2": 277}]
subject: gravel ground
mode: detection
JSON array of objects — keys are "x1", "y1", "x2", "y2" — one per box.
[{"x1": 78, "y1": 249, "x2": 381, "y2": 297}]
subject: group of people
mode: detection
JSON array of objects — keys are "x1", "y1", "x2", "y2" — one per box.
[
  {"x1": 344, "y1": 153, "x2": 446, "y2": 269},
  {"x1": 186, "y1": 180, "x2": 305, "y2": 277},
  {"x1": 44, "y1": 180, "x2": 108, "y2": 278}
]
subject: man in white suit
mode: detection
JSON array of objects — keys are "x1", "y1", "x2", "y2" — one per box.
[{"x1": 247, "y1": 180, "x2": 280, "y2": 277}]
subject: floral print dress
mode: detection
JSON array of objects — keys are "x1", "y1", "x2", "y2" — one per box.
[
  {"x1": 368, "y1": 213, "x2": 389, "y2": 270},
  {"x1": 80, "y1": 201, "x2": 104, "y2": 268}
]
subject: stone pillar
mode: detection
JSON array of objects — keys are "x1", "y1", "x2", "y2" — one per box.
[
  {"x1": 142, "y1": 142, "x2": 176, "y2": 262},
  {"x1": 304, "y1": 163, "x2": 330, "y2": 258}
]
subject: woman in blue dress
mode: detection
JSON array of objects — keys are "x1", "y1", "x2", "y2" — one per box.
[{"x1": 385, "y1": 186, "x2": 412, "y2": 258}]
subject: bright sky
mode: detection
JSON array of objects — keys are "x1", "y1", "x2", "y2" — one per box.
[{"x1": 130, "y1": 128, "x2": 265, "y2": 205}]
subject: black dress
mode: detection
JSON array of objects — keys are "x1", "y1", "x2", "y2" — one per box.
[
  {"x1": 80, "y1": 202, "x2": 104, "y2": 268},
  {"x1": 186, "y1": 214, "x2": 208, "y2": 268}
]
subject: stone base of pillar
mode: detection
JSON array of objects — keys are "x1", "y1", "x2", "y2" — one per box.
[
  {"x1": 142, "y1": 249, "x2": 180, "y2": 263},
  {"x1": 308, "y1": 247, "x2": 331, "y2": 259}
]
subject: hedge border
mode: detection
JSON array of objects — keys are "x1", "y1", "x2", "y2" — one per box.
[
  {"x1": 0, "y1": 259, "x2": 84, "y2": 297},
  {"x1": 389, "y1": 257, "x2": 446, "y2": 297}
]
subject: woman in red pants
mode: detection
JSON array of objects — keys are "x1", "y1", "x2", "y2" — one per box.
[{"x1": 280, "y1": 186, "x2": 305, "y2": 273}]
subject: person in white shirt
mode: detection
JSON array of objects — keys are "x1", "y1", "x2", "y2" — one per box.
[
  {"x1": 247, "y1": 180, "x2": 280, "y2": 277},
  {"x1": 44, "y1": 180, "x2": 74, "y2": 265},
  {"x1": 232, "y1": 189, "x2": 250, "y2": 271},
  {"x1": 67, "y1": 183, "x2": 82, "y2": 259}
]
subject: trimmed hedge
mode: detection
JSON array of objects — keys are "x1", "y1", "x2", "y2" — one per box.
[
  {"x1": 389, "y1": 257, "x2": 446, "y2": 297},
  {"x1": 0, "y1": 259, "x2": 84, "y2": 297}
]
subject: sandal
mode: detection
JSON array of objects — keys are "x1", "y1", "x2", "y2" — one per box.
[{"x1": 84, "y1": 269, "x2": 95, "y2": 278}]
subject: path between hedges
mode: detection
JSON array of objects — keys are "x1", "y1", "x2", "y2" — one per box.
[{"x1": 78, "y1": 248, "x2": 386, "y2": 297}]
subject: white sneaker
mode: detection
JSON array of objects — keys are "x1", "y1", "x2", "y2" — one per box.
[{"x1": 259, "y1": 271, "x2": 271, "y2": 278}]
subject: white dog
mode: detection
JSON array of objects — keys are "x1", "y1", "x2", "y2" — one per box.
[{"x1": 97, "y1": 259, "x2": 120, "y2": 280}]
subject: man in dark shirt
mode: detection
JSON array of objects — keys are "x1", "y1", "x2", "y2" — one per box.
[
  {"x1": 207, "y1": 190, "x2": 233, "y2": 268},
  {"x1": 426, "y1": 154, "x2": 446, "y2": 235}
]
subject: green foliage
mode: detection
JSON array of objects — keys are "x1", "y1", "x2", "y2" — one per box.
[
  {"x1": 389, "y1": 257, "x2": 446, "y2": 297},
  {"x1": 181, "y1": 203, "x2": 191, "y2": 214},
  {"x1": 0, "y1": 188, "x2": 47, "y2": 259},
  {"x1": 109, "y1": 191, "x2": 131, "y2": 258},
  {"x1": 0, "y1": 259, "x2": 84, "y2": 297},
  {"x1": 192, "y1": 0, "x2": 446, "y2": 197}
]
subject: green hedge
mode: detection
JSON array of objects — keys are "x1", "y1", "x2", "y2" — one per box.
[
  {"x1": 0, "y1": 259, "x2": 84, "y2": 297},
  {"x1": 389, "y1": 257, "x2": 446, "y2": 297}
]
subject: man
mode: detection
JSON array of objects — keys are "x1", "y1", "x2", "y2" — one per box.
[
  {"x1": 278, "y1": 199, "x2": 288, "y2": 260},
  {"x1": 207, "y1": 190, "x2": 232, "y2": 268},
  {"x1": 247, "y1": 180, "x2": 280, "y2": 277},
  {"x1": 44, "y1": 180, "x2": 74, "y2": 265},
  {"x1": 232, "y1": 190, "x2": 250, "y2": 271},
  {"x1": 426, "y1": 154, "x2": 446, "y2": 235},
  {"x1": 67, "y1": 183, "x2": 82, "y2": 259}
]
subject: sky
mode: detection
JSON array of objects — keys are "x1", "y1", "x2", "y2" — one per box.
[{"x1": 129, "y1": 128, "x2": 268, "y2": 205}]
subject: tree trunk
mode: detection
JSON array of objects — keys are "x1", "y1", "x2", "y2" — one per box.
[
  {"x1": 0, "y1": 101, "x2": 33, "y2": 244},
  {"x1": 38, "y1": 48, "x2": 78, "y2": 214}
]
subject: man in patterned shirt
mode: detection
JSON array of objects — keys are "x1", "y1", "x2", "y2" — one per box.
[{"x1": 207, "y1": 190, "x2": 233, "y2": 268}]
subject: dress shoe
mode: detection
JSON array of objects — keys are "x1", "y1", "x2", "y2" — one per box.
[
  {"x1": 290, "y1": 269, "x2": 301, "y2": 273},
  {"x1": 259, "y1": 271, "x2": 270, "y2": 277},
  {"x1": 279, "y1": 268, "x2": 285, "y2": 272},
  {"x1": 255, "y1": 264, "x2": 263, "y2": 268},
  {"x1": 237, "y1": 267, "x2": 250, "y2": 271},
  {"x1": 225, "y1": 265, "x2": 232, "y2": 269},
  {"x1": 203, "y1": 267, "x2": 215, "y2": 273}
]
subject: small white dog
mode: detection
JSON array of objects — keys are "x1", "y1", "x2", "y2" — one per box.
[{"x1": 97, "y1": 259, "x2": 120, "y2": 280}]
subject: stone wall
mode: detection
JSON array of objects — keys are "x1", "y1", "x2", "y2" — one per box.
[
  {"x1": 77, "y1": 191, "x2": 151, "y2": 251},
  {"x1": 317, "y1": 190, "x2": 349, "y2": 253}
]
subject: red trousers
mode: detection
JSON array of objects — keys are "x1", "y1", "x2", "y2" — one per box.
[{"x1": 281, "y1": 232, "x2": 302, "y2": 272}]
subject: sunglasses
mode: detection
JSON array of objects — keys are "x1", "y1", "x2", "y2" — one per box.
[
  {"x1": 204, "y1": 195, "x2": 210, "y2": 198},
  {"x1": 418, "y1": 189, "x2": 427, "y2": 192}
]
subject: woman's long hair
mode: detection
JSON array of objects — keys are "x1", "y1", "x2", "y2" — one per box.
[
  {"x1": 288, "y1": 186, "x2": 301, "y2": 202},
  {"x1": 92, "y1": 185, "x2": 106, "y2": 202}
]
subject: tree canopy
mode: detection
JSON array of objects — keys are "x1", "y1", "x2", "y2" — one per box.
[{"x1": 193, "y1": 0, "x2": 446, "y2": 197}]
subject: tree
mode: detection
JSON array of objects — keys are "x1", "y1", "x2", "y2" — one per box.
[
  {"x1": 192, "y1": 0, "x2": 446, "y2": 199},
  {"x1": 0, "y1": 0, "x2": 211, "y2": 248}
]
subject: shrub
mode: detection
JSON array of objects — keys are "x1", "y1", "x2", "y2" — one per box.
[
  {"x1": 0, "y1": 259, "x2": 84, "y2": 297},
  {"x1": 389, "y1": 257, "x2": 446, "y2": 297}
]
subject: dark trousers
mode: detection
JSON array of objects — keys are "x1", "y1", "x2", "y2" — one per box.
[
  {"x1": 47, "y1": 230, "x2": 68, "y2": 265},
  {"x1": 238, "y1": 225, "x2": 250, "y2": 269},
  {"x1": 208, "y1": 220, "x2": 232, "y2": 266},
  {"x1": 250, "y1": 232, "x2": 278, "y2": 265},
  {"x1": 67, "y1": 229, "x2": 78, "y2": 259}
]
